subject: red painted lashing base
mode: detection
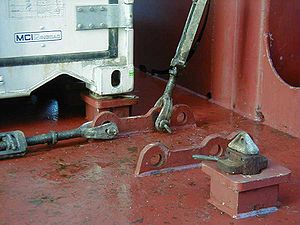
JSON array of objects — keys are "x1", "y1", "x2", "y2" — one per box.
[
  {"x1": 202, "y1": 161, "x2": 291, "y2": 219},
  {"x1": 81, "y1": 93, "x2": 139, "y2": 120}
]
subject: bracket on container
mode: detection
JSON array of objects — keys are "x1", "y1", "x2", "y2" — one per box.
[{"x1": 76, "y1": 4, "x2": 133, "y2": 30}]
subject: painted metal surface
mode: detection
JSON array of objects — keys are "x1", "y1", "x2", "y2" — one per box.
[
  {"x1": 0, "y1": 73, "x2": 299, "y2": 224},
  {"x1": 135, "y1": 130, "x2": 269, "y2": 177},
  {"x1": 134, "y1": 0, "x2": 300, "y2": 138},
  {"x1": 81, "y1": 93, "x2": 139, "y2": 120},
  {"x1": 202, "y1": 161, "x2": 291, "y2": 219},
  {"x1": 93, "y1": 104, "x2": 196, "y2": 136},
  {"x1": 269, "y1": 0, "x2": 300, "y2": 87},
  {"x1": 135, "y1": 131, "x2": 238, "y2": 177}
]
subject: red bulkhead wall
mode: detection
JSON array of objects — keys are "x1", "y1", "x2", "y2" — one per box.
[{"x1": 134, "y1": 0, "x2": 300, "y2": 138}]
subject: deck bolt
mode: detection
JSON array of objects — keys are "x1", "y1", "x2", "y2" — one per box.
[
  {"x1": 77, "y1": 7, "x2": 83, "y2": 12},
  {"x1": 100, "y1": 23, "x2": 106, "y2": 28},
  {"x1": 89, "y1": 24, "x2": 95, "y2": 29},
  {"x1": 89, "y1": 7, "x2": 95, "y2": 12},
  {"x1": 77, "y1": 24, "x2": 83, "y2": 29},
  {"x1": 100, "y1": 6, "x2": 106, "y2": 11}
]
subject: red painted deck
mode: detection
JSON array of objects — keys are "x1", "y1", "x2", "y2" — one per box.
[{"x1": 0, "y1": 72, "x2": 299, "y2": 225}]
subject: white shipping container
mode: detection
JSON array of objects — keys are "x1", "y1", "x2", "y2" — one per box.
[{"x1": 0, "y1": 0, "x2": 134, "y2": 99}]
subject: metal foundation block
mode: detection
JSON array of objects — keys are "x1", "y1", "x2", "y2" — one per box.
[
  {"x1": 202, "y1": 161, "x2": 291, "y2": 219},
  {"x1": 81, "y1": 93, "x2": 139, "y2": 120}
]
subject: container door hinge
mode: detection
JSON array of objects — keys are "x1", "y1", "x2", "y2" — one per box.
[{"x1": 76, "y1": 4, "x2": 133, "y2": 31}]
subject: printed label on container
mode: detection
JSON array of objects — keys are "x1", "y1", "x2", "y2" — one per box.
[
  {"x1": 14, "y1": 30, "x2": 62, "y2": 43},
  {"x1": 9, "y1": 0, "x2": 64, "y2": 18}
]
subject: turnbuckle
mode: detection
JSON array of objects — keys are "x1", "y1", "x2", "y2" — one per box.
[
  {"x1": 0, "y1": 131, "x2": 27, "y2": 159},
  {"x1": 0, "y1": 122, "x2": 118, "y2": 159}
]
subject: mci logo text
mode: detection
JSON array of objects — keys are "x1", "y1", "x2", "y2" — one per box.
[
  {"x1": 14, "y1": 31, "x2": 62, "y2": 43},
  {"x1": 15, "y1": 34, "x2": 33, "y2": 43}
]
